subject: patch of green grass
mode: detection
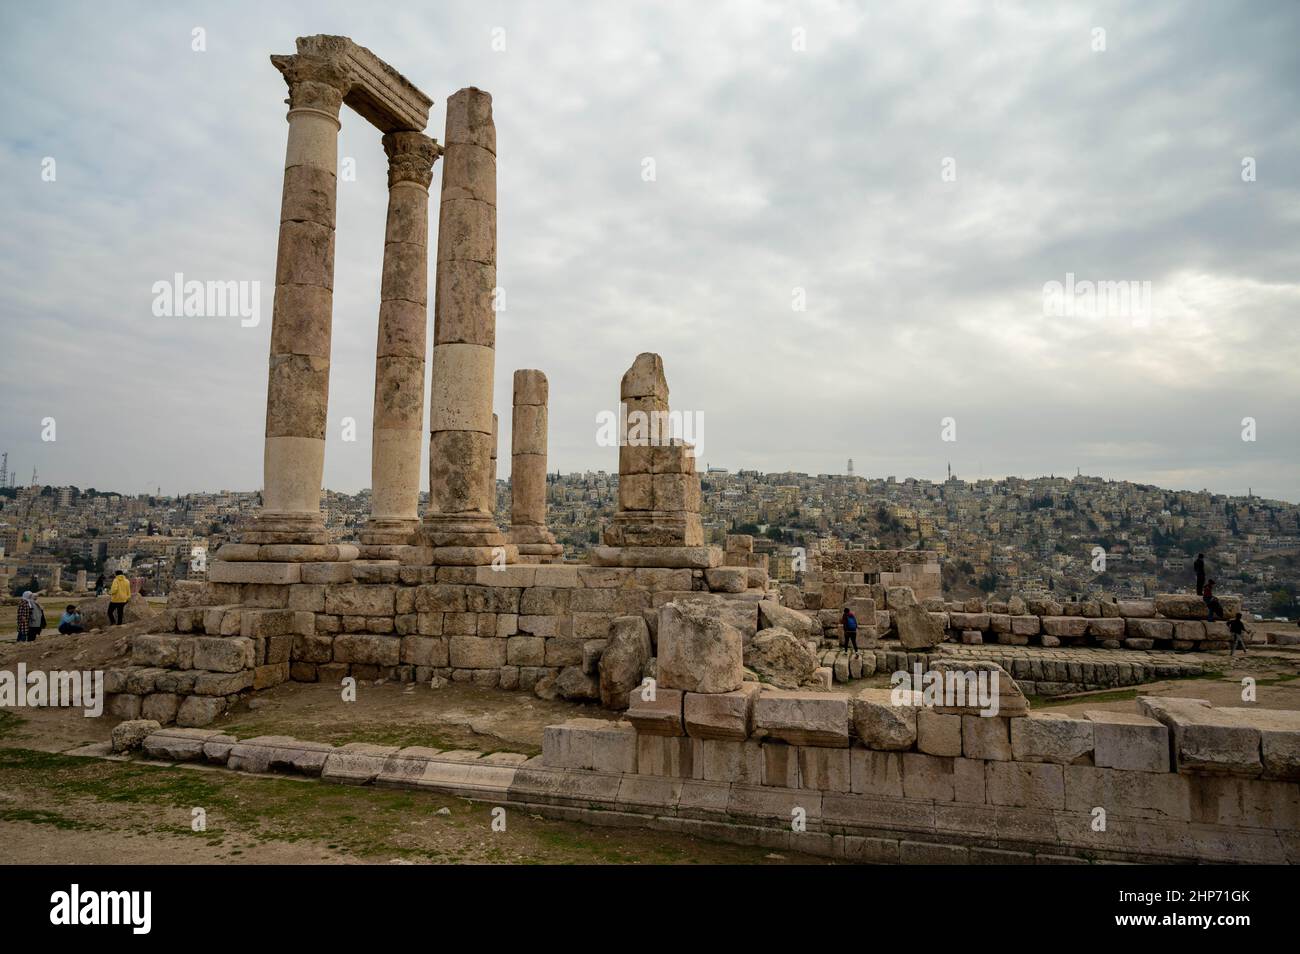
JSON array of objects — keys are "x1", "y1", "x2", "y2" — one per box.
[
  {"x1": 0, "y1": 806, "x2": 105, "y2": 832},
  {"x1": 0, "y1": 710, "x2": 24, "y2": 742}
]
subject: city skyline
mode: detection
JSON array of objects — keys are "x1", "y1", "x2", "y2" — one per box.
[{"x1": 3, "y1": 1, "x2": 1298, "y2": 502}]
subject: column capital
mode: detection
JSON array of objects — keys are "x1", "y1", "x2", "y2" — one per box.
[
  {"x1": 271, "y1": 53, "x2": 350, "y2": 116},
  {"x1": 382, "y1": 131, "x2": 441, "y2": 189}
]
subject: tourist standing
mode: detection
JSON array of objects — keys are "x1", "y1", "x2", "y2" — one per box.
[
  {"x1": 841, "y1": 607, "x2": 859, "y2": 651},
  {"x1": 1228, "y1": 612, "x2": 1249, "y2": 657},
  {"x1": 108, "y1": 570, "x2": 132, "y2": 626},
  {"x1": 1193, "y1": 553, "x2": 1206, "y2": 595},
  {"x1": 1203, "y1": 579, "x2": 1224, "y2": 621},
  {"x1": 16, "y1": 591, "x2": 43, "y2": 642},
  {"x1": 94, "y1": 573, "x2": 105, "y2": 596}
]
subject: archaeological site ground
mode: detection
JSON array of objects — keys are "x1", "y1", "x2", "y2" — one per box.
[{"x1": 2, "y1": 3, "x2": 1297, "y2": 938}]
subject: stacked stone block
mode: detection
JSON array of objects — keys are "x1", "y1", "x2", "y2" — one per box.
[
  {"x1": 507, "y1": 370, "x2": 563, "y2": 563},
  {"x1": 595, "y1": 353, "x2": 717, "y2": 570}
]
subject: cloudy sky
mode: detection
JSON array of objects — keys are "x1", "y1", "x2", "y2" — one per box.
[{"x1": 1, "y1": 0, "x2": 1297, "y2": 502}]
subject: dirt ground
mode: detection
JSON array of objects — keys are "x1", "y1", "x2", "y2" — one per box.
[{"x1": 2, "y1": 625, "x2": 1297, "y2": 865}]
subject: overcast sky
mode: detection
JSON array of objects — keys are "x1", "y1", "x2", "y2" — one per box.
[{"x1": 1, "y1": 1, "x2": 1297, "y2": 502}]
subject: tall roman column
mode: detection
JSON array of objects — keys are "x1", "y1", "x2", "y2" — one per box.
[
  {"x1": 508, "y1": 370, "x2": 563, "y2": 562},
  {"x1": 245, "y1": 52, "x2": 349, "y2": 546},
  {"x1": 361, "y1": 131, "x2": 441, "y2": 555},
  {"x1": 419, "y1": 88, "x2": 512, "y2": 563}
]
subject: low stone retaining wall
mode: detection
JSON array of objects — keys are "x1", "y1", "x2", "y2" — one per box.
[{"x1": 130, "y1": 687, "x2": 1300, "y2": 864}]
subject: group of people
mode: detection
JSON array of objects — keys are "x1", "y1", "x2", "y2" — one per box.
[
  {"x1": 1194, "y1": 553, "x2": 1250, "y2": 656},
  {"x1": 12, "y1": 569, "x2": 134, "y2": 643}
]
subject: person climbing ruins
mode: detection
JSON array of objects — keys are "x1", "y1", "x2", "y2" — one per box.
[
  {"x1": 1228, "y1": 611, "x2": 1249, "y2": 656},
  {"x1": 841, "y1": 607, "x2": 859, "y2": 651},
  {"x1": 1203, "y1": 578, "x2": 1225, "y2": 621},
  {"x1": 1193, "y1": 553, "x2": 1206, "y2": 595},
  {"x1": 108, "y1": 570, "x2": 131, "y2": 626}
]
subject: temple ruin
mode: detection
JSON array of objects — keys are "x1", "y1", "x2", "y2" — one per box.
[{"x1": 98, "y1": 36, "x2": 1300, "y2": 866}]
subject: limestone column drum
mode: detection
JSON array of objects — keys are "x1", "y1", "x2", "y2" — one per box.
[
  {"x1": 361, "y1": 131, "x2": 441, "y2": 553},
  {"x1": 419, "y1": 87, "x2": 514, "y2": 565},
  {"x1": 508, "y1": 369, "x2": 563, "y2": 562},
  {"x1": 244, "y1": 51, "x2": 350, "y2": 546}
]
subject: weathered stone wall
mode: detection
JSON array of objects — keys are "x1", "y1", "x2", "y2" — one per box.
[
  {"x1": 799, "y1": 574, "x2": 1251, "y2": 654},
  {"x1": 105, "y1": 565, "x2": 770, "y2": 726},
  {"x1": 538, "y1": 690, "x2": 1300, "y2": 864},
  {"x1": 813, "y1": 551, "x2": 942, "y2": 600},
  {"x1": 133, "y1": 689, "x2": 1300, "y2": 864}
]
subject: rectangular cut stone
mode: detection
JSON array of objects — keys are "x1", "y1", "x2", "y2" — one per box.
[
  {"x1": 917, "y1": 711, "x2": 963, "y2": 757},
  {"x1": 986, "y1": 761, "x2": 1065, "y2": 809},
  {"x1": 850, "y1": 749, "x2": 904, "y2": 797},
  {"x1": 1217, "y1": 708, "x2": 1300, "y2": 781},
  {"x1": 1139, "y1": 697, "x2": 1262, "y2": 776},
  {"x1": 683, "y1": 684, "x2": 760, "y2": 741},
  {"x1": 798, "y1": 747, "x2": 851, "y2": 792},
  {"x1": 636, "y1": 734, "x2": 695, "y2": 777},
  {"x1": 208, "y1": 561, "x2": 301, "y2": 584},
  {"x1": 762, "y1": 743, "x2": 801, "y2": 788},
  {"x1": 752, "y1": 691, "x2": 850, "y2": 747},
  {"x1": 1063, "y1": 765, "x2": 1192, "y2": 821},
  {"x1": 962, "y1": 715, "x2": 1012, "y2": 761},
  {"x1": 1010, "y1": 615, "x2": 1040, "y2": 636},
  {"x1": 1085, "y1": 710, "x2": 1169, "y2": 773},
  {"x1": 699, "y1": 739, "x2": 762, "y2": 784},
  {"x1": 1041, "y1": 617, "x2": 1089, "y2": 638},
  {"x1": 625, "y1": 687, "x2": 684, "y2": 736},
  {"x1": 1010, "y1": 713, "x2": 1095, "y2": 765}
]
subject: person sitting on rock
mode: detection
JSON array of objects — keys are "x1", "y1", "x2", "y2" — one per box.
[
  {"x1": 1202, "y1": 579, "x2": 1224, "y2": 621},
  {"x1": 58, "y1": 605, "x2": 84, "y2": 635},
  {"x1": 841, "y1": 607, "x2": 859, "y2": 651},
  {"x1": 1228, "y1": 612, "x2": 1249, "y2": 656}
]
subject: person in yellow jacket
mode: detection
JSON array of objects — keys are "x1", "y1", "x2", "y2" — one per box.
[{"x1": 108, "y1": 570, "x2": 132, "y2": 626}]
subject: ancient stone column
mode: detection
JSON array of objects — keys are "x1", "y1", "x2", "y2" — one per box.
[
  {"x1": 491, "y1": 413, "x2": 498, "y2": 484},
  {"x1": 419, "y1": 87, "x2": 512, "y2": 564},
  {"x1": 508, "y1": 370, "x2": 563, "y2": 562},
  {"x1": 244, "y1": 51, "x2": 349, "y2": 546},
  {"x1": 361, "y1": 131, "x2": 440, "y2": 554}
]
